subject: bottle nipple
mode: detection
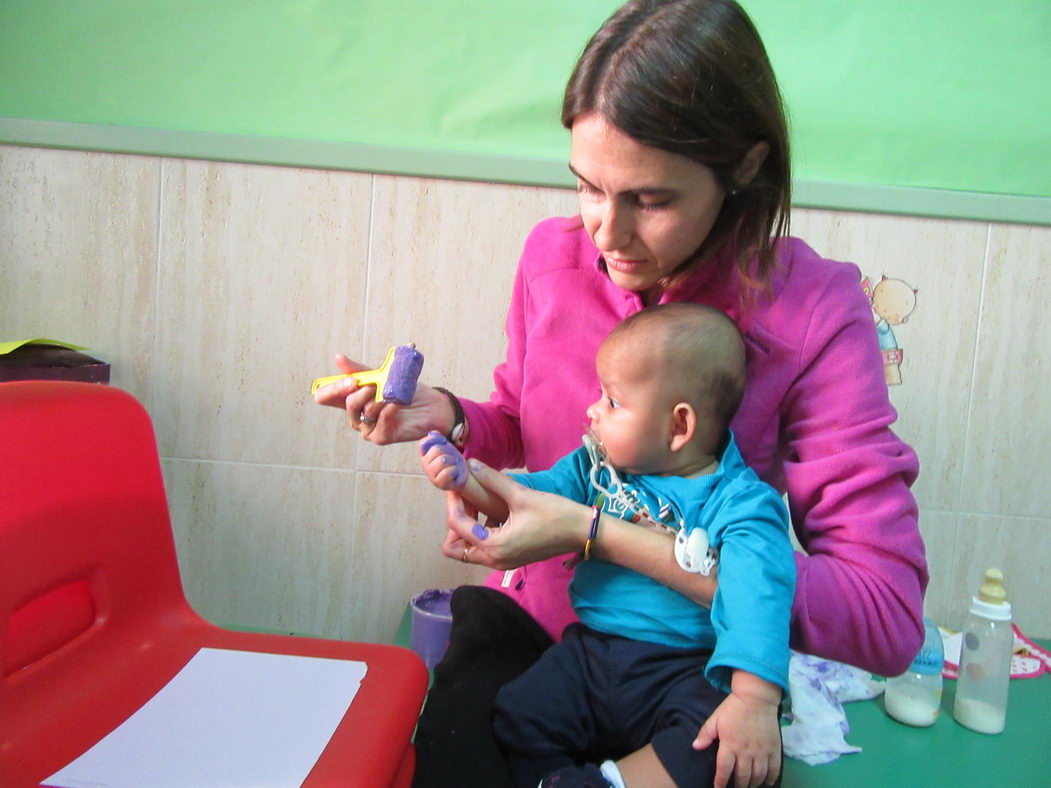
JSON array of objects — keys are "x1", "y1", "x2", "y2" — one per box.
[{"x1": 978, "y1": 568, "x2": 1007, "y2": 605}]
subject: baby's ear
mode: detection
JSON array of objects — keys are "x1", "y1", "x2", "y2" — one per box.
[{"x1": 669, "y1": 402, "x2": 696, "y2": 452}]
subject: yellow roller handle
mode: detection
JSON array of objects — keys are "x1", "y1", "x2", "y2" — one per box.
[{"x1": 310, "y1": 346, "x2": 398, "y2": 400}]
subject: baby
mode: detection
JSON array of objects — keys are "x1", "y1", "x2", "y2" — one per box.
[{"x1": 420, "y1": 303, "x2": 795, "y2": 788}]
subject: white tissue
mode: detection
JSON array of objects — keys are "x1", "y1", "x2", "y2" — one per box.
[{"x1": 781, "y1": 651, "x2": 883, "y2": 766}]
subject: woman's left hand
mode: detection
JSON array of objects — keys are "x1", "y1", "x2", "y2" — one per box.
[
  {"x1": 441, "y1": 460, "x2": 589, "y2": 569},
  {"x1": 312, "y1": 353, "x2": 454, "y2": 446}
]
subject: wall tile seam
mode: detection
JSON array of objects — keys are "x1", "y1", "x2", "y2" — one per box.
[
  {"x1": 149, "y1": 157, "x2": 165, "y2": 417},
  {"x1": 363, "y1": 172, "x2": 376, "y2": 359},
  {"x1": 160, "y1": 456, "x2": 371, "y2": 476},
  {"x1": 352, "y1": 172, "x2": 378, "y2": 478},
  {"x1": 919, "y1": 507, "x2": 1051, "y2": 525},
  {"x1": 154, "y1": 467, "x2": 1051, "y2": 520},
  {"x1": 945, "y1": 221, "x2": 995, "y2": 580}
]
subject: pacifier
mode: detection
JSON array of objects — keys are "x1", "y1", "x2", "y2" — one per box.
[
  {"x1": 583, "y1": 431, "x2": 623, "y2": 502},
  {"x1": 675, "y1": 527, "x2": 719, "y2": 575}
]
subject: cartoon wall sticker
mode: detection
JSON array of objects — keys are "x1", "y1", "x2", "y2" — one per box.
[{"x1": 861, "y1": 275, "x2": 918, "y2": 386}]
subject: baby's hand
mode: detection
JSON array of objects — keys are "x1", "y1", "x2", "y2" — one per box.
[
  {"x1": 693, "y1": 686, "x2": 781, "y2": 788},
  {"x1": 419, "y1": 431, "x2": 468, "y2": 490}
]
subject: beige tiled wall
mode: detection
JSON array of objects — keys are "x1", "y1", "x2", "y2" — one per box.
[{"x1": 2, "y1": 144, "x2": 1048, "y2": 644}]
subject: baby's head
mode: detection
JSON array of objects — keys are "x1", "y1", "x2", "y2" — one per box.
[{"x1": 586, "y1": 303, "x2": 745, "y2": 476}]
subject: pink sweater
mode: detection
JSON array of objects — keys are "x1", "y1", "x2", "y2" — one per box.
[{"x1": 460, "y1": 217, "x2": 927, "y2": 676}]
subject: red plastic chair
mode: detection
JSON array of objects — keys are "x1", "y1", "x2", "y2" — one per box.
[{"x1": 0, "y1": 381, "x2": 428, "y2": 787}]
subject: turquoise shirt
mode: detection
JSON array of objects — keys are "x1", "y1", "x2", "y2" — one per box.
[{"x1": 511, "y1": 431, "x2": 795, "y2": 693}]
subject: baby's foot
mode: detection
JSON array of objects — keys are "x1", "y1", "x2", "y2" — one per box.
[{"x1": 540, "y1": 763, "x2": 613, "y2": 788}]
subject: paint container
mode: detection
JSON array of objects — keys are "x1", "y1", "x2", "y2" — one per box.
[{"x1": 410, "y1": 589, "x2": 453, "y2": 669}]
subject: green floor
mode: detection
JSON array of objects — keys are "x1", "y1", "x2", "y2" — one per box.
[
  {"x1": 396, "y1": 607, "x2": 1051, "y2": 787},
  {"x1": 781, "y1": 671, "x2": 1050, "y2": 787}
]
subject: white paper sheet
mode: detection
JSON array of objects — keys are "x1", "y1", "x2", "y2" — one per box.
[{"x1": 43, "y1": 647, "x2": 367, "y2": 788}]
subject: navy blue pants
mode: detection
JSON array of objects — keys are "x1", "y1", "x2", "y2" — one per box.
[{"x1": 493, "y1": 623, "x2": 740, "y2": 787}]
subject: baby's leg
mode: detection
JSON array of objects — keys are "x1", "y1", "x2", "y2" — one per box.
[
  {"x1": 493, "y1": 624, "x2": 604, "y2": 788},
  {"x1": 647, "y1": 669, "x2": 725, "y2": 785},
  {"x1": 647, "y1": 672, "x2": 783, "y2": 787}
]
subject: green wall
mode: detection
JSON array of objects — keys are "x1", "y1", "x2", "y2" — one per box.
[{"x1": 2, "y1": 1, "x2": 1048, "y2": 223}]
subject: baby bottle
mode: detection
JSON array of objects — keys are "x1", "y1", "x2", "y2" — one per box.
[
  {"x1": 884, "y1": 617, "x2": 944, "y2": 726},
  {"x1": 952, "y1": 568, "x2": 1013, "y2": 734}
]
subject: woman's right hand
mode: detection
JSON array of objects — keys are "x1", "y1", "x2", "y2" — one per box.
[
  {"x1": 312, "y1": 353, "x2": 454, "y2": 445},
  {"x1": 447, "y1": 459, "x2": 719, "y2": 607},
  {"x1": 442, "y1": 460, "x2": 593, "y2": 570}
]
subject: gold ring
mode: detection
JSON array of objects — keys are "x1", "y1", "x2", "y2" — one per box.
[{"x1": 461, "y1": 544, "x2": 472, "y2": 563}]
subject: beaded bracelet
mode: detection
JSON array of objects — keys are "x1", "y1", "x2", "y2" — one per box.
[
  {"x1": 582, "y1": 505, "x2": 601, "y2": 561},
  {"x1": 563, "y1": 503, "x2": 603, "y2": 569}
]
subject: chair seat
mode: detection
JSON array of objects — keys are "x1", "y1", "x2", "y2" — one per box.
[
  {"x1": 6, "y1": 615, "x2": 427, "y2": 787},
  {"x1": 0, "y1": 381, "x2": 428, "y2": 787}
]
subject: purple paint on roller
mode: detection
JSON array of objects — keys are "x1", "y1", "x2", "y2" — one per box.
[
  {"x1": 410, "y1": 588, "x2": 454, "y2": 669},
  {"x1": 380, "y1": 345, "x2": 424, "y2": 405},
  {"x1": 419, "y1": 430, "x2": 467, "y2": 488}
]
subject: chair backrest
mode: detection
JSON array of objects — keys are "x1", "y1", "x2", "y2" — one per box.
[{"x1": 0, "y1": 381, "x2": 189, "y2": 680}]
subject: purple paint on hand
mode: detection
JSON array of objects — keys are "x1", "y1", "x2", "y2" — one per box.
[
  {"x1": 419, "y1": 430, "x2": 447, "y2": 455},
  {"x1": 472, "y1": 523, "x2": 489, "y2": 540},
  {"x1": 419, "y1": 430, "x2": 468, "y2": 488}
]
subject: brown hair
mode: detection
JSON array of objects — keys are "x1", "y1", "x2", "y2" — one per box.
[
  {"x1": 607, "y1": 303, "x2": 746, "y2": 434},
  {"x1": 563, "y1": 0, "x2": 790, "y2": 292}
]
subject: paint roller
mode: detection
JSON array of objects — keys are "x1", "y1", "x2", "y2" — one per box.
[{"x1": 310, "y1": 344, "x2": 424, "y2": 405}]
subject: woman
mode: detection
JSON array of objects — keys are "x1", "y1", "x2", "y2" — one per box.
[{"x1": 316, "y1": 1, "x2": 926, "y2": 785}]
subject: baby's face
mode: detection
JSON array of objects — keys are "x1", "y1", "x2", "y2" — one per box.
[{"x1": 586, "y1": 338, "x2": 673, "y2": 475}]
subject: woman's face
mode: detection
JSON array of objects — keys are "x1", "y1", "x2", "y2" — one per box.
[{"x1": 570, "y1": 112, "x2": 727, "y2": 299}]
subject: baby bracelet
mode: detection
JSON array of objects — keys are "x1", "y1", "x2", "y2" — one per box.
[
  {"x1": 563, "y1": 501, "x2": 603, "y2": 568},
  {"x1": 582, "y1": 505, "x2": 601, "y2": 561}
]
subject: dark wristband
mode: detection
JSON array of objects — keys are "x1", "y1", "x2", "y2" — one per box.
[{"x1": 433, "y1": 386, "x2": 466, "y2": 447}]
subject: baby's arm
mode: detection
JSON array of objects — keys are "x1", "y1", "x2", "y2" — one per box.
[
  {"x1": 693, "y1": 671, "x2": 782, "y2": 788},
  {"x1": 687, "y1": 474, "x2": 792, "y2": 787},
  {"x1": 419, "y1": 431, "x2": 510, "y2": 523}
]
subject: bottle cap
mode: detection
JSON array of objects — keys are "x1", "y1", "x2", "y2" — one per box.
[
  {"x1": 970, "y1": 568, "x2": 1012, "y2": 621},
  {"x1": 979, "y1": 568, "x2": 1006, "y2": 604}
]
